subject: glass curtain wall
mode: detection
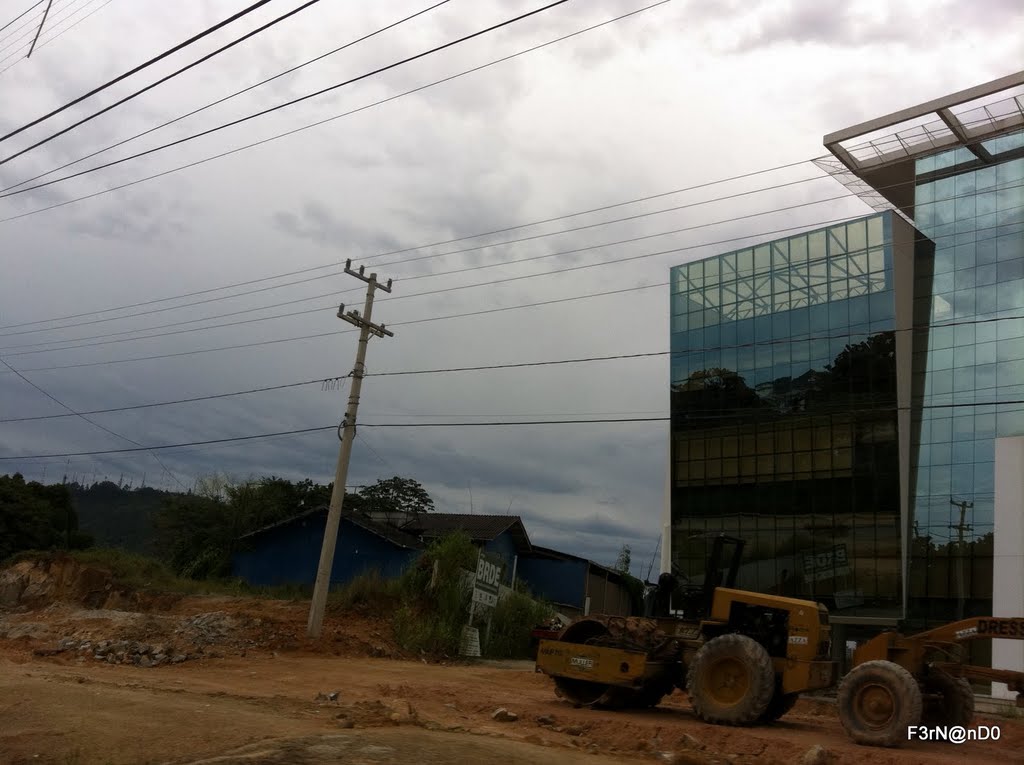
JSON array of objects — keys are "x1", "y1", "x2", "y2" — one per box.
[
  {"x1": 907, "y1": 129, "x2": 1024, "y2": 630},
  {"x1": 670, "y1": 213, "x2": 912, "y2": 618}
]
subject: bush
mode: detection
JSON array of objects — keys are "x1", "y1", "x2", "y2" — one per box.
[
  {"x1": 391, "y1": 532, "x2": 477, "y2": 656},
  {"x1": 484, "y1": 589, "x2": 553, "y2": 659}
]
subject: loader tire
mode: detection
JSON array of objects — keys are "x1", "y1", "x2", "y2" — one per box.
[
  {"x1": 759, "y1": 681, "x2": 799, "y2": 722},
  {"x1": 923, "y1": 673, "x2": 974, "y2": 728},
  {"x1": 686, "y1": 634, "x2": 774, "y2": 726},
  {"x1": 838, "y1": 660, "x2": 922, "y2": 747}
]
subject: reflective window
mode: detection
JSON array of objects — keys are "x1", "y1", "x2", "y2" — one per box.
[
  {"x1": 906, "y1": 140, "x2": 1024, "y2": 629},
  {"x1": 670, "y1": 212, "x2": 903, "y2": 616}
]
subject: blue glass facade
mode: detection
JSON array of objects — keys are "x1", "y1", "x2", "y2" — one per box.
[
  {"x1": 670, "y1": 212, "x2": 933, "y2": 619},
  {"x1": 668, "y1": 126, "x2": 1024, "y2": 630},
  {"x1": 907, "y1": 129, "x2": 1024, "y2": 627}
]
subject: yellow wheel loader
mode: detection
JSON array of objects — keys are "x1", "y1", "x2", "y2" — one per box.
[
  {"x1": 535, "y1": 534, "x2": 837, "y2": 725},
  {"x1": 536, "y1": 534, "x2": 1024, "y2": 748}
]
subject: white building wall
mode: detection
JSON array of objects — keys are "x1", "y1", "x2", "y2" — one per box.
[{"x1": 993, "y1": 436, "x2": 1024, "y2": 700}]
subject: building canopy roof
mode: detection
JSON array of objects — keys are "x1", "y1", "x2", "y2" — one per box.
[{"x1": 818, "y1": 70, "x2": 1024, "y2": 218}]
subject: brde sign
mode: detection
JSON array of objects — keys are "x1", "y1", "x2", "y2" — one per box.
[{"x1": 472, "y1": 552, "x2": 504, "y2": 608}]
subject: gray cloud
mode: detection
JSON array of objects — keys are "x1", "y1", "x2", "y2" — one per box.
[{"x1": 0, "y1": 0, "x2": 1017, "y2": 572}]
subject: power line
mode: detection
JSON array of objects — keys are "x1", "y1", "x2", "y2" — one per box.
[
  {"x1": 1, "y1": 0, "x2": 328, "y2": 166},
  {"x1": 4, "y1": 188, "x2": 1018, "y2": 356},
  {"x1": 6, "y1": 271, "x2": 1024, "y2": 376},
  {"x1": 6, "y1": 397, "x2": 1024, "y2": 461},
  {"x1": 0, "y1": 0, "x2": 117, "y2": 76},
  {"x1": 0, "y1": 114, "x2": 1003, "y2": 336},
  {"x1": 0, "y1": 1, "x2": 44, "y2": 36},
  {"x1": 0, "y1": 0, "x2": 671, "y2": 228},
  {"x1": 0, "y1": 0, "x2": 275, "y2": 144},
  {"x1": 0, "y1": 0, "x2": 50, "y2": 50},
  {"x1": 1, "y1": 169, "x2": 827, "y2": 337},
  {"x1": 0, "y1": 0, "x2": 453, "y2": 193},
  {"x1": 0, "y1": 0, "x2": 572, "y2": 176},
  {"x1": 0, "y1": 0, "x2": 75, "y2": 63},
  {"x1": 4, "y1": 334, "x2": 1024, "y2": 423},
  {"x1": 0, "y1": 355, "x2": 187, "y2": 488}
]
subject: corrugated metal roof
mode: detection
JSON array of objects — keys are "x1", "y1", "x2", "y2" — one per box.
[
  {"x1": 403, "y1": 513, "x2": 532, "y2": 552},
  {"x1": 239, "y1": 505, "x2": 424, "y2": 550}
]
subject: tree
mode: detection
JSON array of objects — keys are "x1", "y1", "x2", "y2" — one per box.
[
  {"x1": 614, "y1": 544, "x2": 632, "y2": 575},
  {"x1": 0, "y1": 473, "x2": 92, "y2": 559},
  {"x1": 358, "y1": 477, "x2": 434, "y2": 525}
]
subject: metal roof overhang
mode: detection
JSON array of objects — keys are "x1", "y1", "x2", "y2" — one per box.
[{"x1": 821, "y1": 71, "x2": 1024, "y2": 218}]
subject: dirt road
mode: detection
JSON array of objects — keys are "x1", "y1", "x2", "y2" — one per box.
[
  {"x1": 2, "y1": 558, "x2": 1022, "y2": 765},
  {"x1": 3, "y1": 649, "x2": 1022, "y2": 765}
]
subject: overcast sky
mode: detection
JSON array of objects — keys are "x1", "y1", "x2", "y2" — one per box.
[{"x1": 0, "y1": 0, "x2": 1020, "y2": 574}]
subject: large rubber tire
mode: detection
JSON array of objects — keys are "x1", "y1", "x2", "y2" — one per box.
[
  {"x1": 686, "y1": 634, "x2": 775, "y2": 726},
  {"x1": 923, "y1": 673, "x2": 974, "y2": 727},
  {"x1": 759, "y1": 681, "x2": 799, "y2": 722},
  {"x1": 838, "y1": 660, "x2": 923, "y2": 747}
]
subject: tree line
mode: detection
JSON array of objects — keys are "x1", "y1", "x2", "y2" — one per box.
[{"x1": 1, "y1": 472, "x2": 434, "y2": 579}]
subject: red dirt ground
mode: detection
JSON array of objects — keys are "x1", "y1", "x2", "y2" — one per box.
[{"x1": 2, "y1": 557, "x2": 1022, "y2": 764}]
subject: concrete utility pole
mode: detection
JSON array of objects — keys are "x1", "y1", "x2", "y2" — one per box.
[
  {"x1": 950, "y1": 496, "x2": 974, "y2": 621},
  {"x1": 307, "y1": 260, "x2": 394, "y2": 639}
]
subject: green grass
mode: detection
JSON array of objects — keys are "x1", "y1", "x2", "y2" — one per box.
[
  {"x1": 7, "y1": 548, "x2": 316, "y2": 600},
  {"x1": 328, "y1": 569, "x2": 402, "y2": 612}
]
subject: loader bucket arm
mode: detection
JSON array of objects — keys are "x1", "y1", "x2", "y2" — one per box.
[{"x1": 908, "y1": 617, "x2": 1024, "y2": 644}]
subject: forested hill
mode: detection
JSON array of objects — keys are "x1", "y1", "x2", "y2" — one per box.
[{"x1": 70, "y1": 481, "x2": 180, "y2": 554}]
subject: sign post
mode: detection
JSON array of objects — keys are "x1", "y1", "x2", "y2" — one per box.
[{"x1": 460, "y1": 552, "x2": 504, "y2": 657}]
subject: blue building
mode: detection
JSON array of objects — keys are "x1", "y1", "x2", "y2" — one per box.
[
  {"x1": 231, "y1": 507, "x2": 423, "y2": 588},
  {"x1": 516, "y1": 546, "x2": 634, "y2": 617},
  {"x1": 231, "y1": 507, "x2": 635, "y2": 619}
]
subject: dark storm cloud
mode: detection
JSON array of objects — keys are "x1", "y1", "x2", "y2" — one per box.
[{"x1": 1, "y1": 0, "x2": 1017, "y2": 567}]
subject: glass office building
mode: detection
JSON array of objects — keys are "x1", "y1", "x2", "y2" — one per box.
[
  {"x1": 669, "y1": 212, "x2": 933, "y2": 620},
  {"x1": 666, "y1": 74, "x2": 1024, "y2": 638}
]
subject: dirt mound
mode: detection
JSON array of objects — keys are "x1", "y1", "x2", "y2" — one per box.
[{"x1": 1, "y1": 556, "x2": 116, "y2": 610}]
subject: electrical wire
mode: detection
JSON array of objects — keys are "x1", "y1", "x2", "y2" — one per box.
[
  {"x1": 0, "y1": 0, "x2": 453, "y2": 193},
  {"x1": 2, "y1": 183, "x2": 1017, "y2": 356},
  {"x1": 4, "y1": 198, "x2": 1019, "y2": 366},
  {"x1": 5, "y1": 182, "x2": 1019, "y2": 362},
  {"x1": 3, "y1": 340, "x2": 1024, "y2": 423},
  {"x1": 0, "y1": 168, "x2": 827, "y2": 336},
  {"x1": 0, "y1": 0, "x2": 117, "y2": 76},
  {"x1": 0, "y1": 0, "x2": 671, "y2": 228},
  {"x1": 0, "y1": 0, "x2": 572, "y2": 174},
  {"x1": 0, "y1": 111, "x2": 1005, "y2": 334},
  {"x1": 0, "y1": 0, "x2": 78, "y2": 63},
  {"x1": 0, "y1": 0, "x2": 52, "y2": 49},
  {"x1": 0, "y1": 0, "x2": 44, "y2": 36},
  {"x1": 0, "y1": 0, "x2": 328, "y2": 166},
  {"x1": 0, "y1": 0, "x2": 275, "y2": 144},
  {"x1": 5, "y1": 396, "x2": 1024, "y2": 461},
  {"x1": 0, "y1": 355, "x2": 187, "y2": 488}
]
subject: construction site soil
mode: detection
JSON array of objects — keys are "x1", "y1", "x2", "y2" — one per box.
[{"x1": 1, "y1": 557, "x2": 1022, "y2": 764}]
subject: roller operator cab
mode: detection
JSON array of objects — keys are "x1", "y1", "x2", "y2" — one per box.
[{"x1": 535, "y1": 534, "x2": 837, "y2": 726}]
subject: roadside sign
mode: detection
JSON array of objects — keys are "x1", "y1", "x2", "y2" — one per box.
[{"x1": 472, "y1": 552, "x2": 503, "y2": 609}]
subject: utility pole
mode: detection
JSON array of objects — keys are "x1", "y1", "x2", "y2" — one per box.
[
  {"x1": 950, "y1": 496, "x2": 974, "y2": 621},
  {"x1": 307, "y1": 260, "x2": 393, "y2": 639}
]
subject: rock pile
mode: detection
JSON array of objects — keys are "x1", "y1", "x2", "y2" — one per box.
[{"x1": 35, "y1": 636, "x2": 191, "y2": 666}]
